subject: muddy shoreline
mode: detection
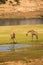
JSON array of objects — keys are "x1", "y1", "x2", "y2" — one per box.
[{"x1": 0, "y1": 58, "x2": 43, "y2": 65}]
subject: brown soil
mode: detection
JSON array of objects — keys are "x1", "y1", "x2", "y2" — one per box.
[{"x1": 0, "y1": 58, "x2": 43, "y2": 65}]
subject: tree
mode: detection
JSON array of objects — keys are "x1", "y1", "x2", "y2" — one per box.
[{"x1": 0, "y1": 0, "x2": 6, "y2": 4}]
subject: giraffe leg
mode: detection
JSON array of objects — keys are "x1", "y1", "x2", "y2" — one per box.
[
  {"x1": 32, "y1": 34, "x2": 33, "y2": 40},
  {"x1": 36, "y1": 35, "x2": 38, "y2": 40}
]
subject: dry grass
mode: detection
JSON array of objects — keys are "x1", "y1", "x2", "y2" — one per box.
[
  {"x1": 0, "y1": 24, "x2": 43, "y2": 44},
  {"x1": 0, "y1": 0, "x2": 43, "y2": 18}
]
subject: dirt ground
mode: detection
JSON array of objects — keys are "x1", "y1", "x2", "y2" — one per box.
[
  {"x1": 0, "y1": 0, "x2": 43, "y2": 18},
  {"x1": 0, "y1": 58, "x2": 43, "y2": 65}
]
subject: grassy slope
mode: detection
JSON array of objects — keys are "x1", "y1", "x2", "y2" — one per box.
[{"x1": 0, "y1": 24, "x2": 43, "y2": 44}]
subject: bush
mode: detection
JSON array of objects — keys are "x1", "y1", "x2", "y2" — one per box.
[{"x1": 0, "y1": 0, "x2": 6, "y2": 4}]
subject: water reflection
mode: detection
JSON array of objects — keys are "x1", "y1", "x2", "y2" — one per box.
[{"x1": 0, "y1": 44, "x2": 31, "y2": 51}]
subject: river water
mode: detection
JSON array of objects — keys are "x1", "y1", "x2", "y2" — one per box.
[
  {"x1": 0, "y1": 44, "x2": 31, "y2": 51},
  {"x1": 0, "y1": 18, "x2": 43, "y2": 25}
]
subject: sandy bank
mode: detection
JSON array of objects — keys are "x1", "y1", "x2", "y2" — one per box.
[{"x1": 0, "y1": 58, "x2": 43, "y2": 65}]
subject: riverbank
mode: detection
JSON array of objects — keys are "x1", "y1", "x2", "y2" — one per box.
[
  {"x1": 0, "y1": 58, "x2": 43, "y2": 65},
  {"x1": 0, "y1": 24, "x2": 43, "y2": 44},
  {"x1": 0, "y1": 45, "x2": 43, "y2": 62},
  {"x1": 0, "y1": 0, "x2": 43, "y2": 18}
]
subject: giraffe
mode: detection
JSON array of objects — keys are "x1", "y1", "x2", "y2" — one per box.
[
  {"x1": 10, "y1": 32, "x2": 15, "y2": 43},
  {"x1": 26, "y1": 30, "x2": 38, "y2": 40},
  {"x1": 10, "y1": 32, "x2": 16, "y2": 50}
]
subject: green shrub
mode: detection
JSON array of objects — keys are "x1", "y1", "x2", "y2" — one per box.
[{"x1": 0, "y1": 0, "x2": 6, "y2": 4}]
